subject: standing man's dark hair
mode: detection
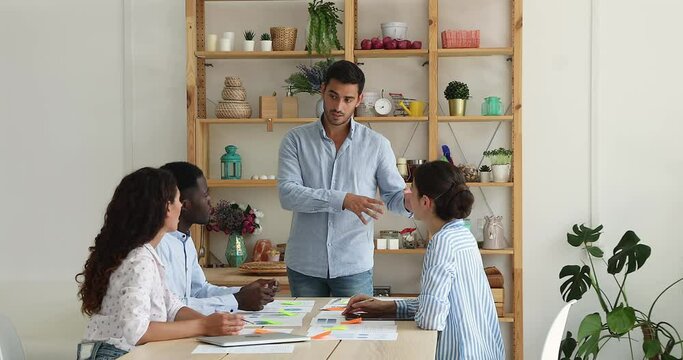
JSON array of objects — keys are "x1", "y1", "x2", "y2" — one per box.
[{"x1": 323, "y1": 60, "x2": 365, "y2": 94}]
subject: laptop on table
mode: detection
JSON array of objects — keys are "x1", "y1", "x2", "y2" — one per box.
[{"x1": 197, "y1": 333, "x2": 310, "y2": 347}]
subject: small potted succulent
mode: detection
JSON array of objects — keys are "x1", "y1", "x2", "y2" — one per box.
[
  {"x1": 260, "y1": 33, "x2": 272, "y2": 51},
  {"x1": 479, "y1": 164, "x2": 491, "y2": 183},
  {"x1": 243, "y1": 30, "x2": 255, "y2": 51},
  {"x1": 444, "y1": 80, "x2": 470, "y2": 116},
  {"x1": 483, "y1": 148, "x2": 512, "y2": 182}
]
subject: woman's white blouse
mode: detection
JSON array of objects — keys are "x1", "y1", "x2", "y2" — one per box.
[{"x1": 84, "y1": 243, "x2": 185, "y2": 351}]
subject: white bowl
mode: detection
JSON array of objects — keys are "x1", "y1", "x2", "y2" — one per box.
[{"x1": 381, "y1": 22, "x2": 408, "y2": 39}]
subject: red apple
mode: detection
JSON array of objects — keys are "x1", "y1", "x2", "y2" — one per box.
[
  {"x1": 371, "y1": 38, "x2": 384, "y2": 49},
  {"x1": 360, "y1": 39, "x2": 372, "y2": 50},
  {"x1": 385, "y1": 39, "x2": 398, "y2": 49},
  {"x1": 405, "y1": 40, "x2": 412, "y2": 48},
  {"x1": 397, "y1": 40, "x2": 409, "y2": 49},
  {"x1": 383, "y1": 36, "x2": 393, "y2": 43},
  {"x1": 411, "y1": 40, "x2": 422, "y2": 49}
]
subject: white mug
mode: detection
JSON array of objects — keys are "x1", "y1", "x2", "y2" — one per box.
[
  {"x1": 218, "y1": 38, "x2": 233, "y2": 51},
  {"x1": 222, "y1": 31, "x2": 235, "y2": 40},
  {"x1": 206, "y1": 34, "x2": 218, "y2": 51}
]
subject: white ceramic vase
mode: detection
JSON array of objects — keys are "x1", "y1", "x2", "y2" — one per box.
[{"x1": 492, "y1": 164, "x2": 510, "y2": 182}]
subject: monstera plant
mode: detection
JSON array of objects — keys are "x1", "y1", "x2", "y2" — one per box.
[{"x1": 558, "y1": 224, "x2": 683, "y2": 360}]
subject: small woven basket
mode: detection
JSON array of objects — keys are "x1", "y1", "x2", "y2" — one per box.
[
  {"x1": 441, "y1": 30, "x2": 480, "y2": 49},
  {"x1": 224, "y1": 76, "x2": 242, "y2": 87},
  {"x1": 221, "y1": 86, "x2": 246, "y2": 101},
  {"x1": 215, "y1": 100, "x2": 252, "y2": 119},
  {"x1": 270, "y1": 27, "x2": 297, "y2": 51}
]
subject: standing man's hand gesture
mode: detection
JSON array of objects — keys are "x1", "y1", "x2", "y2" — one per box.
[{"x1": 343, "y1": 193, "x2": 385, "y2": 225}]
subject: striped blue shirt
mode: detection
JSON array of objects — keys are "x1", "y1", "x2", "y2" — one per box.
[
  {"x1": 278, "y1": 118, "x2": 410, "y2": 278},
  {"x1": 396, "y1": 219, "x2": 505, "y2": 360}
]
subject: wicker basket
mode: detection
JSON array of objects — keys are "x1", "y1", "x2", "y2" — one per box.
[
  {"x1": 270, "y1": 27, "x2": 297, "y2": 51},
  {"x1": 221, "y1": 86, "x2": 246, "y2": 101},
  {"x1": 215, "y1": 100, "x2": 252, "y2": 119},
  {"x1": 441, "y1": 30, "x2": 480, "y2": 49},
  {"x1": 224, "y1": 76, "x2": 242, "y2": 87}
]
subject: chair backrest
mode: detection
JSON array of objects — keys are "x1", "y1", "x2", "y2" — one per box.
[
  {"x1": 0, "y1": 314, "x2": 25, "y2": 360},
  {"x1": 540, "y1": 299, "x2": 577, "y2": 360}
]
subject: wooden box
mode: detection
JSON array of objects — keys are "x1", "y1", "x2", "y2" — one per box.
[
  {"x1": 282, "y1": 96, "x2": 299, "y2": 118},
  {"x1": 259, "y1": 96, "x2": 277, "y2": 119}
]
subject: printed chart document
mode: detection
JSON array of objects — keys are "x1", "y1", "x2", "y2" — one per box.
[{"x1": 243, "y1": 312, "x2": 306, "y2": 327}]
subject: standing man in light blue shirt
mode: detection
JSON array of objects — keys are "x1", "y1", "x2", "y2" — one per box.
[
  {"x1": 278, "y1": 60, "x2": 412, "y2": 297},
  {"x1": 157, "y1": 162, "x2": 277, "y2": 315}
]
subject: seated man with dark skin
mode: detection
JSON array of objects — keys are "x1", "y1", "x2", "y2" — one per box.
[{"x1": 157, "y1": 161, "x2": 277, "y2": 313}]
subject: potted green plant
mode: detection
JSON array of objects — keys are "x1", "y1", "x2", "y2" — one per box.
[
  {"x1": 558, "y1": 224, "x2": 683, "y2": 360},
  {"x1": 444, "y1": 80, "x2": 470, "y2": 116},
  {"x1": 306, "y1": 0, "x2": 343, "y2": 56},
  {"x1": 243, "y1": 30, "x2": 255, "y2": 51},
  {"x1": 285, "y1": 58, "x2": 336, "y2": 117},
  {"x1": 260, "y1": 33, "x2": 272, "y2": 51},
  {"x1": 483, "y1": 147, "x2": 512, "y2": 182},
  {"x1": 479, "y1": 164, "x2": 491, "y2": 183}
]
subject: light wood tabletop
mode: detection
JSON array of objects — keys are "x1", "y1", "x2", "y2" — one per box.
[{"x1": 121, "y1": 298, "x2": 437, "y2": 360}]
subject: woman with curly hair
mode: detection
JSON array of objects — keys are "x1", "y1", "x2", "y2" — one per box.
[{"x1": 76, "y1": 167, "x2": 244, "y2": 359}]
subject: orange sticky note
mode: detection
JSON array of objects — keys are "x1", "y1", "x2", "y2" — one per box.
[
  {"x1": 254, "y1": 329, "x2": 272, "y2": 334},
  {"x1": 322, "y1": 307, "x2": 347, "y2": 311},
  {"x1": 311, "y1": 330, "x2": 331, "y2": 340},
  {"x1": 341, "y1": 318, "x2": 362, "y2": 324}
]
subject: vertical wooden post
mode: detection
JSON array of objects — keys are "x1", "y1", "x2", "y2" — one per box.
[
  {"x1": 427, "y1": 0, "x2": 438, "y2": 161},
  {"x1": 512, "y1": 0, "x2": 524, "y2": 358},
  {"x1": 345, "y1": 0, "x2": 355, "y2": 62}
]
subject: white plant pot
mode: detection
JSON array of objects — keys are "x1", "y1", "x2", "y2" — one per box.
[
  {"x1": 491, "y1": 164, "x2": 510, "y2": 182},
  {"x1": 243, "y1": 40, "x2": 255, "y2": 51},
  {"x1": 260, "y1": 40, "x2": 272, "y2": 51},
  {"x1": 480, "y1": 171, "x2": 491, "y2": 183}
]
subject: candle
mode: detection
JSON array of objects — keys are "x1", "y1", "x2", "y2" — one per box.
[{"x1": 206, "y1": 34, "x2": 218, "y2": 51}]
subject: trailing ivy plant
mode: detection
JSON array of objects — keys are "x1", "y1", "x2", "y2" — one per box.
[
  {"x1": 307, "y1": 0, "x2": 343, "y2": 55},
  {"x1": 558, "y1": 224, "x2": 683, "y2": 360}
]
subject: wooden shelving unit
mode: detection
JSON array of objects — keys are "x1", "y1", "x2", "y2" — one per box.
[{"x1": 186, "y1": 0, "x2": 522, "y2": 357}]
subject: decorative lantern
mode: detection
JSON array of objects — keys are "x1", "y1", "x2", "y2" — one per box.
[{"x1": 220, "y1": 145, "x2": 242, "y2": 180}]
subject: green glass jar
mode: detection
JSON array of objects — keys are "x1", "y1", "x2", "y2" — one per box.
[
  {"x1": 225, "y1": 232, "x2": 246, "y2": 267},
  {"x1": 220, "y1": 145, "x2": 242, "y2": 180}
]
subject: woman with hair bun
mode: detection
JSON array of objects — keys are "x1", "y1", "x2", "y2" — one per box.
[{"x1": 344, "y1": 161, "x2": 504, "y2": 359}]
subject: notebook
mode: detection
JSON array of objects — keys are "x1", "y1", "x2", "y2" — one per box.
[{"x1": 197, "y1": 333, "x2": 310, "y2": 347}]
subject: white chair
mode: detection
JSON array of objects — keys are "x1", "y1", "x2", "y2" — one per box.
[
  {"x1": 0, "y1": 314, "x2": 25, "y2": 360},
  {"x1": 540, "y1": 299, "x2": 577, "y2": 360}
]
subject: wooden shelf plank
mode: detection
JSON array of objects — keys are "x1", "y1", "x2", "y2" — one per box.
[
  {"x1": 438, "y1": 115, "x2": 513, "y2": 122},
  {"x1": 467, "y1": 182, "x2": 513, "y2": 187},
  {"x1": 199, "y1": 118, "x2": 317, "y2": 124},
  {"x1": 499, "y1": 313, "x2": 515, "y2": 323},
  {"x1": 196, "y1": 50, "x2": 345, "y2": 59},
  {"x1": 438, "y1": 47, "x2": 513, "y2": 57},
  {"x1": 374, "y1": 248, "x2": 513, "y2": 255},
  {"x1": 354, "y1": 49, "x2": 429, "y2": 58},
  {"x1": 207, "y1": 179, "x2": 276, "y2": 188},
  {"x1": 356, "y1": 116, "x2": 428, "y2": 122}
]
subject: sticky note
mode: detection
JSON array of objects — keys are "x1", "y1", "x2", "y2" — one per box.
[
  {"x1": 341, "y1": 318, "x2": 362, "y2": 324},
  {"x1": 324, "y1": 325, "x2": 347, "y2": 331},
  {"x1": 279, "y1": 309, "x2": 294, "y2": 317},
  {"x1": 254, "y1": 329, "x2": 272, "y2": 334},
  {"x1": 322, "y1": 307, "x2": 347, "y2": 312},
  {"x1": 311, "y1": 330, "x2": 331, "y2": 340}
]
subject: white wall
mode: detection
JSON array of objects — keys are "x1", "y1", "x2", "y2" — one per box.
[
  {"x1": 2, "y1": 0, "x2": 682, "y2": 359},
  {"x1": 0, "y1": 1, "x2": 125, "y2": 359}
]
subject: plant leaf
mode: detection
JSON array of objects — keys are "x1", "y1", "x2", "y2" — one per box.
[
  {"x1": 587, "y1": 246, "x2": 604, "y2": 258},
  {"x1": 606, "y1": 305, "x2": 636, "y2": 335},
  {"x1": 607, "y1": 230, "x2": 651, "y2": 275},
  {"x1": 559, "y1": 331, "x2": 577, "y2": 360},
  {"x1": 643, "y1": 338, "x2": 662, "y2": 358},
  {"x1": 577, "y1": 313, "x2": 602, "y2": 340},
  {"x1": 560, "y1": 265, "x2": 592, "y2": 301},
  {"x1": 567, "y1": 223, "x2": 603, "y2": 247}
]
